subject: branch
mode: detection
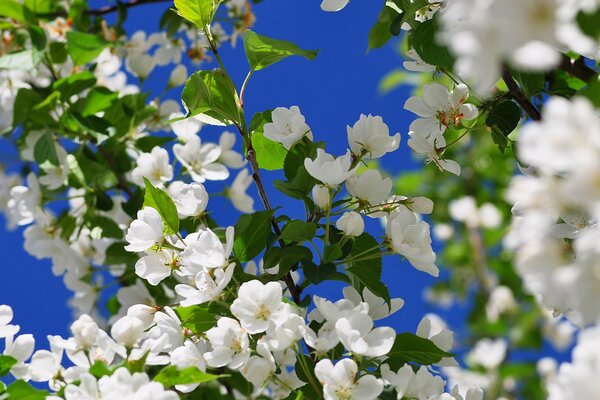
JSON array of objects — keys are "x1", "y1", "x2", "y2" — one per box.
[
  {"x1": 97, "y1": 145, "x2": 134, "y2": 198},
  {"x1": 51, "y1": 0, "x2": 171, "y2": 17},
  {"x1": 559, "y1": 54, "x2": 597, "y2": 82},
  {"x1": 501, "y1": 66, "x2": 542, "y2": 121}
]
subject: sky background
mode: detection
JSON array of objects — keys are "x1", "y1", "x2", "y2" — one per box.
[{"x1": 0, "y1": 0, "x2": 568, "y2": 368}]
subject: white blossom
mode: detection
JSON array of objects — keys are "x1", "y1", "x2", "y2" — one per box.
[
  {"x1": 347, "y1": 114, "x2": 400, "y2": 159},
  {"x1": 264, "y1": 106, "x2": 312, "y2": 150}
]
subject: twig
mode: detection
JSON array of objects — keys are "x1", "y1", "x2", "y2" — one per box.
[
  {"x1": 501, "y1": 66, "x2": 541, "y2": 121},
  {"x1": 51, "y1": 0, "x2": 171, "y2": 17},
  {"x1": 97, "y1": 145, "x2": 134, "y2": 198},
  {"x1": 559, "y1": 54, "x2": 597, "y2": 82}
]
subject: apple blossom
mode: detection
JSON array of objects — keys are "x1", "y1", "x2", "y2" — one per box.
[
  {"x1": 168, "y1": 181, "x2": 209, "y2": 218},
  {"x1": 314, "y1": 358, "x2": 384, "y2": 400},
  {"x1": 263, "y1": 106, "x2": 312, "y2": 150},
  {"x1": 131, "y1": 147, "x2": 173, "y2": 187},
  {"x1": 204, "y1": 317, "x2": 250, "y2": 369},
  {"x1": 336, "y1": 211, "x2": 364, "y2": 237},
  {"x1": 124, "y1": 207, "x2": 164, "y2": 252},
  {"x1": 304, "y1": 149, "x2": 358, "y2": 187}
]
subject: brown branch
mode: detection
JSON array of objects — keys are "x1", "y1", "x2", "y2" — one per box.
[
  {"x1": 501, "y1": 66, "x2": 542, "y2": 121},
  {"x1": 97, "y1": 145, "x2": 134, "y2": 198},
  {"x1": 559, "y1": 54, "x2": 597, "y2": 82},
  {"x1": 51, "y1": 0, "x2": 171, "y2": 17}
]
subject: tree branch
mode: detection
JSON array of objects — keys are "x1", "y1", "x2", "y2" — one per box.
[
  {"x1": 559, "y1": 54, "x2": 597, "y2": 82},
  {"x1": 51, "y1": 0, "x2": 171, "y2": 17},
  {"x1": 501, "y1": 66, "x2": 542, "y2": 121},
  {"x1": 97, "y1": 145, "x2": 134, "y2": 198}
]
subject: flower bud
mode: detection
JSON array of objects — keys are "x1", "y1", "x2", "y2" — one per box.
[
  {"x1": 336, "y1": 211, "x2": 364, "y2": 237},
  {"x1": 312, "y1": 184, "x2": 330, "y2": 210},
  {"x1": 71, "y1": 315, "x2": 99, "y2": 349},
  {"x1": 111, "y1": 316, "x2": 144, "y2": 347},
  {"x1": 408, "y1": 196, "x2": 434, "y2": 214},
  {"x1": 169, "y1": 64, "x2": 188, "y2": 88}
]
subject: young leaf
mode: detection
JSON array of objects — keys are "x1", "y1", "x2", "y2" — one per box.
[
  {"x1": 280, "y1": 221, "x2": 317, "y2": 243},
  {"x1": 233, "y1": 210, "x2": 274, "y2": 262},
  {"x1": 411, "y1": 16, "x2": 454, "y2": 69},
  {"x1": 0, "y1": 355, "x2": 17, "y2": 376},
  {"x1": 242, "y1": 30, "x2": 318, "y2": 72},
  {"x1": 486, "y1": 100, "x2": 521, "y2": 134},
  {"x1": 6, "y1": 380, "x2": 48, "y2": 400},
  {"x1": 53, "y1": 71, "x2": 98, "y2": 100},
  {"x1": 66, "y1": 31, "x2": 111, "y2": 66},
  {"x1": 175, "y1": 305, "x2": 217, "y2": 335},
  {"x1": 0, "y1": 0, "x2": 37, "y2": 24},
  {"x1": 385, "y1": 333, "x2": 453, "y2": 368},
  {"x1": 154, "y1": 366, "x2": 224, "y2": 387},
  {"x1": 33, "y1": 132, "x2": 59, "y2": 167},
  {"x1": 181, "y1": 70, "x2": 240, "y2": 126},
  {"x1": 250, "y1": 110, "x2": 287, "y2": 171},
  {"x1": 143, "y1": 178, "x2": 180, "y2": 235},
  {"x1": 174, "y1": 0, "x2": 220, "y2": 29}
]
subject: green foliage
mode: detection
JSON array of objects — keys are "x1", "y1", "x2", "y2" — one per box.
[
  {"x1": 0, "y1": 0, "x2": 36, "y2": 24},
  {"x1": 88, "y1": 360, "x2": 115, "y2": 378},
  {"x1": 577, "y1": 8, "x2": 600, "y2": 39},
  {"x1": 233, "y1": 210, "x2": 274, "y2": 262},
  {"x1": 6, "y1": 380, "x2": 48, "y2": 400},
  {"x1": 346, "y1": 232, "x2": 390, "y2": 305},
  {"x1": 280, "y1": 221, "x2": 317, "y2": 243},
  {"x1": 143, "y1": 178, "x2": 180, "y2": 235},
  {"x1": 368, "y1": 0, "x2": 428, "y2": 49},
  {"x1": 66, "y1": 31, "x2": 111, "y2": 66},
  {"x1": 105, "y1": 242, "x2": 139, "y2": 265},
  {"x1": 486, "y1": 100, "x2": 521, "y2": 152},
  {"x1": 294, "y1": 354, "x2": 322, "y2": 399},
  {"x1": 0, "y1": 355, "x2": 16, "y2": 376},
  {"x1": 53, "y1": 71, "x2": 97, "y2": 100},
  {"x1": 175, "y1": 304, "x2": 218, "y2": 335},
  {"x1": 174, "y1": 0, "x2": 221, "y2": 29},
  {"x1": 0, "y1": 49, "x2": 43, "y2": 72},
  {"x1": 242, "y1": 30, "x2": 318, "y2": 72},
  {"x1": 250, "y1": 110, "x2": 288, "y2": 171},
  {"x1": 181, "y1": 70, "x2": 240, "y2": 126},
  {"x1": 385, "y1": 333, "x2": 453, "y2": 368},
  {"x1": 411, "y1": 17, "x2": 454, "y2": 69},
  {"x1": 33, "y1": 132, "x2": 59, "y2": 167},
  {"x1": 154, "y1": 366, "x2": 224, "y2": 387}
]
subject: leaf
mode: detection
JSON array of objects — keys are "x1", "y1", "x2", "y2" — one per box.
[
  {"x1": 303, "y1": 261, "x2": 337, "y2": 284},
  {"x1": 66, "y1": 31, "x2": 111, "y2": 66},
  {"x1": 154, "y1": 366, "x2": 224, "y2": 387},
  {"x1": 390, "y1": 0, "x2": 429, "y2": 34},
  {"x1": 33, "y1": 132, "x2": 59, "y2": 167},
  {"x1": 53, "y1": 71, "x2": 97, "y2": 100},
  {"x1": 242, "y1": 30, "x2": 318, "y2": 71},
  {"x1": 0, "y1": 0, "x2": 36, "y2": 24},
  {"x1": 174, "y1": 0, "x2": 221, "y2": 29},
  {"x1": 87, "y1": 215, "x2": 123, "y2": 239},
  {"x1": 280, "y1": 221, "x2": 317, "y2": 243},
  {"x1": 88, "y1": 360, "x2": 114, "y2": 378},
  {"x1": 174, "y1": 305, "x2": 217, "y2": 335},
  {"x1": 368, "y1": 1, "x2": 400, "y2": 50},
  {"x1": 105, "y1": 242, "x2": 138, "y2": 265},
  {"x1": 346, "y1": 232, "x2": 390, "y2": 305},
  {"x1": 181, "y1": 69, "x2": 240, "y2": 126},
  {"x1": 233, "y1": 210, "x2": 274, "y2": 262},
  {"x1": 0, "y1": 355, "x2": 16, "y2": 376},
  {"x1": 577, "y1": 8, "x2": 600, "y2": 39},
  {"x1": 385, "y1": 333, "x2": 453, "y2": 368},
  {"x1": 250, "y1": 110, "x2": 287, "y2": 171},
  {"x1": 78, "y1": 87, "x2": 118, "y2": 117},
  {"x1": 6, "y1": 380, "x2": 48, "y2": 400},
  {"x1": 0, "y1": 49, "x2": 43, "y2": 71},
  {"x1": 143, "y1": 178, "x2": 180, "y2": 235},
  {"x1": 294, "y1": 355, "x2": 322, "y2": 399},
  {"x1": 486, "y1": 100, "x2": 521, "y2": 135},
  {"x1": 411, "y1": 16, "x2": 454, "y2": 69},
  {"x1": 278, "y1": 246, "x2": 313, "y2": 276}
]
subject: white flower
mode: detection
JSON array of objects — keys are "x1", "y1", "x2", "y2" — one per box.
[
  {"x1": 320, "y1": 0, "x2": 350, "y2": 12},
  {"x1": 264, "y1": 306, "x2": 304, "y2": 351},
  {"x1": 404, "y1": 49, "x2": 436, "y2": 72},
  {"x1": 239, "y1": 339, "x2": 276, "y2": 386},
  {"x1": 335, "y1": 309, "x2": 395, "y2": 357},
  {"x1": 466, "y1": 338, "x2": 507, "y2": 370},
  {"x1": 449, "y1": 196, "x2": 502, "y2": 228},
  {"x1": 386, "y1": 208, "x2": 439, "y2": 276},
  {"x1": 304, "y1": 149, "x2": 358, "y2": 187},
  {"x1": 336, "y1": 211, "x2": 364, "y2": 237},
  {"x1": 126, "y1": 53, "x2": 156, "y2": 79},
  {"x1": 204, "y1": 317, "x2": 250, "y2": 369},
  {"x1": 173, "y1": 134, "x2": 229, "y2": 183},
  {"x1": 408, "y1": 129, "x2": 461, "y2": 176},
  {"x1": 168, "y1": 64, "x2": 188, "y2": 87},
  {"x1": 312, "y1": 184, "x2": 331, "y2": 209},
  {"x1": 39, "y1": 145, "x2": 70, "y2": 190},
  {"x1": 342, "y1": 287, "x2": 404, "y2": 321},
  {"x1": 485, "y1": 286, "x2": 517, "y2": 322},
  {"x1": 263, "y1": 106, "x2": 312, "y2": 150},
  {"x1": 346, "y1": 169, "x2": 392, "y2": 205},
  {"x1": 347, "y1": 114, "x2": 400, "y2": 159},
  {"x1": 416, "y1": 314, "x2": 457, "y2": 366},
  {"x1": 314, "y1": 358, "x2": 383, "y2": 400},
  {"x1": 124, "y1": 207, "x2": 164, "y2": 252},
  {"x1": 218, "y1": 131, "x2": 246, "y2": 169},
  {"x1": 380, "y1": 364, "x2": 445, "y2": 399},
  {"x1": 0, "y1": 305, "x2": 19, "y2": 338},
  {"x1": 404, "y1": 83, "x2": 478, "y2": 136},
  {"x1": 97, "y1": 368, "x2": 178, "y2": 399},
  {"x1": 180, "y1": 226, "x2": 234, "y2": 273},
  {"x1": 231, "y1": 280, "x2": 284, "y2": 334},
  {"x1": 170, "y1": 339, "x2": 208, "y2": 393},
  {"x1": 7, "y1": 173, "x2": 41, "y2": 227},
  {"x1": 3, "y1": 334, "x2": 35, "y2": 380},
  {"x1": 111, "y1": 315, "x2": 145, "y2": 347},
  {"x1": 135, "y1": 249, "x2": 179, "y2": 286},
  {"x1": 175, "y1": 264, "x2": 235, "y2": 306},
  {"x1": 131, "y1": 147, "x2": 173, "y2": 187},
  {"x1": 70, "y1": 315, "x2": 100, "y2": 350},
  {"x1": 168, "y1": 181, "x2": 208, "y2": 218},
  {"x1": 170, "y1": 112, "x2": 203, "y2": 140},
  {"x1": 226, "y1": 169, "x2": 255, "y2": 214}
]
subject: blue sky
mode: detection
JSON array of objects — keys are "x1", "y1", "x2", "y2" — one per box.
[{"x1": 0, "y1": 0, "x2": 464, "y2": 352}]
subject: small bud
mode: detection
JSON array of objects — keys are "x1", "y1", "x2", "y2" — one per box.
[
  {"x1": 111, "y1": 316, "x2": 144, "y2": 347},
  {"x1": 169, "y1": 64, "x2": 188, "y2": 88},
  {"x1": 336, "y1": 211, "x2": 364, "y2": 237},
  {"x1": 312, "y1": 184, "x2": 330, "y2": 210}
]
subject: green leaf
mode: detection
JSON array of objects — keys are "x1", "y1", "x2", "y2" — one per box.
[
  {"x1": 280, "y1": 221, "x2": 317, "y2": 243},
  {"x1": 175, "y1": 305, "x2": 217, "y2": 335},
  {"x1": 105, "y1": 242, "x2": 138, "y2": 265},
  {"x1": 0, "y1": 49, "x2": 43, "y2": 71},
  {"x1": 78, "y1": 87, "x2": 118, "y2": 117},
  {"x1": 303, "y1": 261, "x2": 337, "y2": 284},
  {"x1": 386, "y1": 333, "x2": 453, "y2": 368},
  {"x1": 88, "y1": 360, "x2": 115, "y2": 378},
  {"x1": 49, "y1": 42, "x2": 68, "y2": 64},
  {"x1": 154, "y1": 366, "x2": 224, "y2": 387},
  {"x1": 24, "y1": 0, "x2": 57, "y2": 13},
  {"x1": 6, "y1": 380, "x2": 48, "y2": 400},
  {"x1": 486, "y1": 100, "x2": 521, "y2": 135},
  {"x1": 233, "y1": 210, "x2": 274, "y2": 262},
  {"x1": 346, "y1": 232, "x2": 390, "y2": 305},
  {"x1": 87, "y1": 215, "x2": 123, "y2": 239},
  {"x1": 181, "y1": 69, "x2": 240, "y2": 126},
  {"x1": 368, "y1": 1, "x2": 400, "y2": 50},
  {"x1": 143, "y1": 178, "x2": 180, "y2": 235},
  {"x1": 577, "y1": 8, "x2": 600, "y2": 39},
  {"x1": 33, "y1": 132, "x2": 59, "y2": 167},
  {"x1": 174, "y1": 0, "x2": 221, "y2": 29},
  {"x1": 390, "y1": 0, "x2": 429, "y2": 34},
  {"x1": 411, "y1": 16, "x2": 454, "y2": 69},
  {"x1": 0, "y1": 355, "x2": 17, "y2": 376},
  {"x1": 250, "y1": 110, "x2": 287, "y2": 171},
  {"x1": 510, "y1": 69, "x2": 545, "y2": 98},
  {"x1": 242, "y1": 30, "x2": 318, "y2": 71},
  {"x1": 278, "y1": 246, "x2": 313, "y2": 276},
  {"x1": 294, "y1": 355, "x2": 322, "y2": 399},
  {"x1": 66, "y1": 31, "x2": 111, "y2": 65},
  {"x1": 0, "y1": 0, "x2": 36, "y2": 24},
  {"x1": 53, "y1": 71, "x2": 97, "y2": 100}
]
